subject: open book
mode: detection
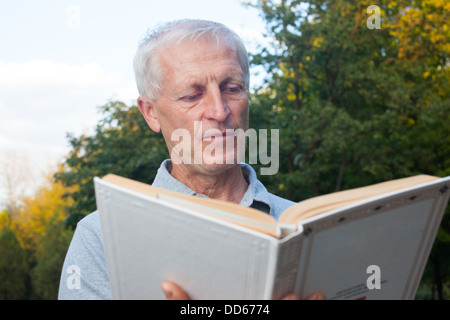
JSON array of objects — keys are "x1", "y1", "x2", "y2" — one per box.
[{"x1": 94, "y1": 173, "x2": 450, "y2": 300}]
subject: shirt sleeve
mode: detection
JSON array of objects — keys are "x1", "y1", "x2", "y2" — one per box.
[{"x1": 58, "y1": 211, "x2": 112, "y2": 300}]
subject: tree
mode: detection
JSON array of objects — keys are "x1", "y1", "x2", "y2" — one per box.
[
  {"x1": 13, "y1": 168, "x2": 75, "y2": 252},
  {"x1": 0, "y1": 210, "x2": 11, "y2": 230},
  {"x1": 248, "y1": 0, "x2": 448, "y2": 192},
  {"x1": 29, "y1": 215, "x2": 74, "y2": 299},
  {"x1": 0, "y1": 226, "x2": 27, "y2": 299},
  {"x1": 0, "y1": 165, "x2": 77, "y2": 299},
  {"x1": 0, "y1": 151, "x2": 38, "y2": 217}
]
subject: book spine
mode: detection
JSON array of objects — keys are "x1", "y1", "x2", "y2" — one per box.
[{"x1": 269, "y1": 232, "x2": 304, "y2": 299}]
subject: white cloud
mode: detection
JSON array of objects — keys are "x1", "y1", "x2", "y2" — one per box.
[
  {"x1": 111, "y1": 81, "x2": 139, "y2": 105},
  {"x1": 0, "y1": 59, "x2": 135, "y2": 173},
  {"x1": 0, "y1": 59, "x2": 128, "y2": 118},
  {"x1": 0, "y1": 60, "x2": 121, "y2": 88},
  {"x1": 0, "y1": 99, "x2": 5, "y2": 115}
]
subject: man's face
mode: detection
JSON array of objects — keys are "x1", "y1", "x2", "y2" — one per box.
[{"x1": 140, "y1": 36, "x2": 249, "y2": 175}]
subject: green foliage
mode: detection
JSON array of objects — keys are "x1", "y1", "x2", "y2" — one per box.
[
  {"x1": 29, "y1": 215, "x2": 74, "y2": 300},
  {"x1": 250, "y1": 0, "x2": 448, "y2": 195},
  {"x1": 0, "y1": 226, "x2": 28, "y2": 299},
  {"x1": 0, "y1": 174, "x2": 77, "y2": 299}
]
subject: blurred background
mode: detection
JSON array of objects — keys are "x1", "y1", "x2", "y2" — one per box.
[{"x1": 0, "y1": 0, "x2": 448, "y2": 299}]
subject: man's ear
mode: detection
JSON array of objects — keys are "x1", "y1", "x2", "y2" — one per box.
[{"x1": 137, "y1": 97, "x2": 161, "y2": 133}]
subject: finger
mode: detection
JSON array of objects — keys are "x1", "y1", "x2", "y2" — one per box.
[
  {"x1": 304, "y1": 292, "x2": 326, "y2": 300},
  {"x1": 161, "y1": 281, "x2": 190, "y2": 300},
  {"x1": 281, "y1": 293, "x2": 301, "y2": 300}
]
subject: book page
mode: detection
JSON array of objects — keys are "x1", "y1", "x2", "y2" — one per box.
[
  {"x1": 295, "y1": 178, "x2": 449, "y2": 300},
  {"x1": 279, "y1": 174, "x2": 439, "y2": 225},
  {"x1": 157, "y1": 193, "x2": 279, "y2": 237},
  {"x1": 102, "y1": 174, "x2": 279, "y2": 237}
]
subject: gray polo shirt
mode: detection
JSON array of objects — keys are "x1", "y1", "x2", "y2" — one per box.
[{"x1": 58, "y1": 160, "x2": 294, "y2": 300}]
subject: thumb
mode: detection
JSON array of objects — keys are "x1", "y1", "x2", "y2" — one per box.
[{"x1": 161, "y1": 281, "x2": 190, "y2": 300}]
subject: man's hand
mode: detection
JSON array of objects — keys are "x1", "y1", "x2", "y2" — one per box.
[
  {"x1": 281, "y1": 292, "x2": 326, "y2": 300},
  {"x1": 161, "y1": 281, "x2": 325, "y2": 300}
]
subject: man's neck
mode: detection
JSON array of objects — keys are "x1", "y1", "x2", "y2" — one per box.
[{"x1": 170, "y1": 163, "x2": 249, "y2": 204}]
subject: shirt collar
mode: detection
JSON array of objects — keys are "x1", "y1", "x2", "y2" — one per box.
[{"x1": 152, "y1": 159, "x2": 272, "y2": 214}]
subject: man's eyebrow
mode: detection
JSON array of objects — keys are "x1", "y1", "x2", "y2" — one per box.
[
  {"x1": 221, "y1": 73, "x2": 245, "y2": 83},
  {"x1": 175, "y1": 71, "x2": 245, "y2": 92},
  {"x1": 174, "y1": 81, "x2": 203, "y2": 95}
]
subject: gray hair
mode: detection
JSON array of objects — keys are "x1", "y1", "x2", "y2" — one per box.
[{"x1": 133, "y1": 19, "x2": 250, "y2": 101}]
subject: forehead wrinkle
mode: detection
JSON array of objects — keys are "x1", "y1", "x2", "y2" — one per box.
[{"x1": 174, "y1": 66, "x2": 245, "y2": 92}]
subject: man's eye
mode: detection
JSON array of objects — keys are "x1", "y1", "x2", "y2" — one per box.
[
  {"x1": 223, "y1": 85, "x2": 241, "y2": 93},
  {"x1": 183, "y1": 93, "x2": 201, "y2": 101}
]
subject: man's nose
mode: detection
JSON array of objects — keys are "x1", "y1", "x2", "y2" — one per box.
[{"x1": 203, "y1": 86, "x2": 230, "y2": 122}]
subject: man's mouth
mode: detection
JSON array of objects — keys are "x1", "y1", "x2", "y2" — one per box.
[{"x1": 203, "y1": 130, "x2": 236, "y2": 141}]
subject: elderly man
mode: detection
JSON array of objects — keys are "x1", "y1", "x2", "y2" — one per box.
[{"x1": 58, "y1": 19, "x2": 324, "y2": 300}]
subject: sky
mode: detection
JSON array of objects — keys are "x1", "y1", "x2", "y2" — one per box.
[{"x1": 0, "y1": 0, "x2": 270, "y2": 204}]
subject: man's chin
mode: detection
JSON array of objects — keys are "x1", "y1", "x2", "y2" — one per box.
[
  {"x1": 199, "y1": 161, "x2": 240, "y2": 175},
  {"x1": 172, "y1": 155, "x2": 242, "y2": 176}
]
